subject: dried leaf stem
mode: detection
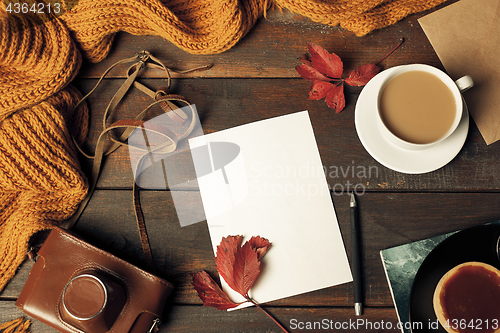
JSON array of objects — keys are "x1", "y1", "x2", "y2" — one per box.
[
  {"x1": 375, "y1": 37, "x2": 405, "y2": 66},
  {"x1": 245, "y1": 295, "x2": 290, "y2": 333}
]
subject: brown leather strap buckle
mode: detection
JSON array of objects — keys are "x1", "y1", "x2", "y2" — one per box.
[
  {"x1": 135, "y1": 50, "x2": 151, "y2": 69},
  {"x1": 148, "y1": 318, "x2": 161, "y2": 333}
]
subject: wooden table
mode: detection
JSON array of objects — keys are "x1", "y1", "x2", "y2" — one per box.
[{"x1": 2, "y1": 1, "x2": 500, "y2": 332}]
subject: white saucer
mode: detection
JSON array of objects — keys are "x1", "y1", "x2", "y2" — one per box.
[{"x1": 354, "y1": 67, "x2": 469, "y2": 174}]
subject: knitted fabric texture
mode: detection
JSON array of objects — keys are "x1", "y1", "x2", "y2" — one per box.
[
  {"x1": 0, "y1": 0, "x2": 447, "y2": 293},
  {"x1": 0, "y1": 317, "x2": 31, "y2": 332},
  {"x1": 59, "y1": 0, "x2": 449, "y2": 60},
  {"x1": 0, "y1": 12, "x2": 88, "y2": 292}
]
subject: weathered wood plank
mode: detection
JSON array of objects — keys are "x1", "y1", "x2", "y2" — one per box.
[
  {"x1": 72, "y1": 78, "x2": 500, "y2": 191},
  {"x1": 0, "y1": 300, "x2": 400, "y2": 333},
  {"x1": 140, "y1": 305, "x2": 403, "y2": 333},
  {"x1": 3, "y1": 192, "x2": 499, "y2": 309}
]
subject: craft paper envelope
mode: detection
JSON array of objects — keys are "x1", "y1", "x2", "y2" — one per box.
[
  {"x1": 418, "y1": 0, "x2": 500, "y2": 144},
  {"x1": 189, "y1": 111, "x2": 352, "y2": 307}
]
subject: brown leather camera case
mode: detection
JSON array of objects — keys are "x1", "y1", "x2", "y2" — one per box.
[{"x1": 16, "y1": 227, "x2": 174, "y2": 333}]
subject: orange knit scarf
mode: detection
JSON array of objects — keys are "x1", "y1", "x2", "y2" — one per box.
[{"x1": 0, "y1": 2, "x2": 447, "y2": 328}]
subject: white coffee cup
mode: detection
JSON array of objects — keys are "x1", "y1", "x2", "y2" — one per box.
[{"x1": 376, "y1": 64, "x2": 473, "y2": 150}]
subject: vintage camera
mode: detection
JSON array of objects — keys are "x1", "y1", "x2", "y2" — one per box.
[{"x1": 16, "y1": 227, "x2": 173, "y2": 333}]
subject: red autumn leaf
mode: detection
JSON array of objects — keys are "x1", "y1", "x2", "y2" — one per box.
[
  {"x1": 215, "y1": 235, "x2": 243, "y2": 294},
  {"x1": 345, "y1": 63, "x2": 381, "y2": 86},
  {"x1": 192, "y1": 236, "x2": 284, "y2": 330},
  {"x1": 325, "y1": 83, "x2": 345, "y2": 113},
  {"x1": 295, "y1": 56, "x2": 330, "y2": 82},
  {"x1": 296, "y1": 39, "x2": 404, "y2": 113},
  {"x1": 248, "y1": 236, "x2": 272, "y2": 261},
  {"x1": 295, "y1": 63, "x2": 331, "y2": 82},
  {"x1": 308, "y1": 80, "x2": 334, "y2": 100},
  {"x1": 232, "y1": 242, "x2": 261, "y2": 296},
  {"x1": 308, "y1": 42, "x2": 343, "y2": 79},
  {"x1": 194, "y1": 235, "x2": 271, "y2": 307},
  {"x1": 191, "y1": 271, "x2": 242, "y2": 310},
  {"x1": 214, "y1": 235, "x2": 271, "y2": 297}
]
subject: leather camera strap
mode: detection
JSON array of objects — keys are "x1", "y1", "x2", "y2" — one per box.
[{"x1": 64, "y1": 51, "x2": 207, "y2": 274}]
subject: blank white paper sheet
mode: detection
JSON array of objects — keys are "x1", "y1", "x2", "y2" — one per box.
[{"x1": 188, "y1": 110, "x2": 352, "y2": 308}]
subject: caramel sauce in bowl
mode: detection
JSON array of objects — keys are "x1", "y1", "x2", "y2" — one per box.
[{"x1": 433, "y1": 262, "x2": 500, "y2": 333}]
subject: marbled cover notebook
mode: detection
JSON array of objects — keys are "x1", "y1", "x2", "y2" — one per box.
[{"x1": 379, "y1": 232, "x2": 455, "y2": 333}]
